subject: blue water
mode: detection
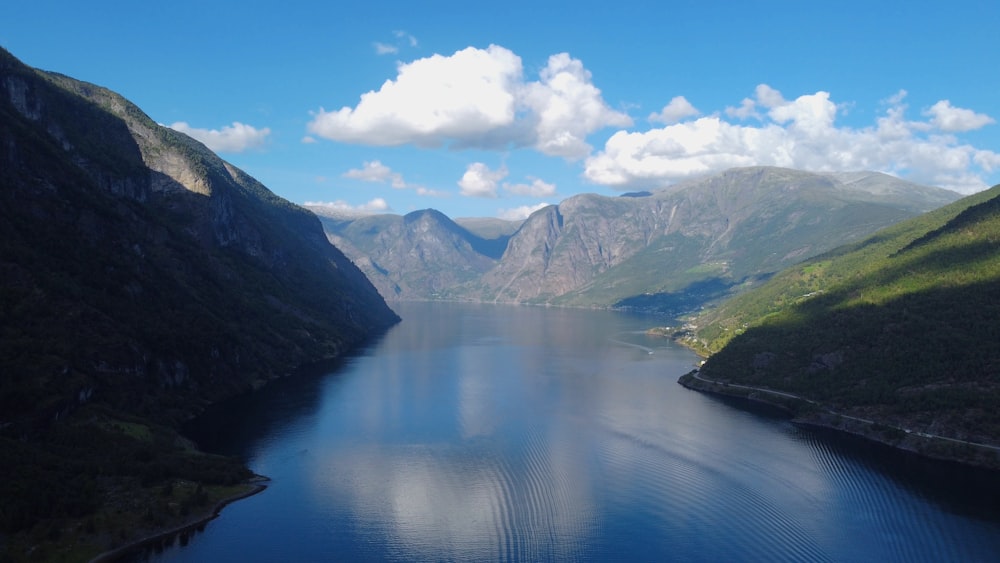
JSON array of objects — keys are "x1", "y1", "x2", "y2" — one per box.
[{"x1": 144, "y1": 302, "x2": 1000, "y2": 562}]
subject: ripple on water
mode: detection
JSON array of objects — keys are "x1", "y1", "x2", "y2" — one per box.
[
  {"x1": 796, "y1": 428, "x2": 1000, "y2": 562},
  {"x1": 597, "y1": 422, "x2": 833, "y2": 562}
]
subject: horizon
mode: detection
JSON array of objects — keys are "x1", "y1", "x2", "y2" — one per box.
[{"x1": 3, "y1": 0, "x2": 999, "y2": 219}]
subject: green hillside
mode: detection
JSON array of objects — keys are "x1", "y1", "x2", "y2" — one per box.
[{"x1": 680, "y1": 185, "x2": 1000, "y2": 465}]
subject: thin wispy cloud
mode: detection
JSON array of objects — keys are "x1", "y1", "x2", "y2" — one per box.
[
  {"x1": 394, "y1": 30, "x2": 418, "y2": 47},
  {"x1": 343, "y1": 160, "x2": 407, "y2": 189},
  {"x1": 504, "y1": 178, "x2": 556, "y2": 197},
  {"x1": 305, "y1": 198, "x2": 391, "y2": 215},
  {"x1": 374, "y1": 30, "x2": 418, "y2": 55}
]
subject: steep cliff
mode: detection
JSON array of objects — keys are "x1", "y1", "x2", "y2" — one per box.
[
  {"x1": 1, "y1": 48, "x2": 398, "y2": 426},
  {"x1": 0, "y1": 47, "x2": 398, "y2": 545}
]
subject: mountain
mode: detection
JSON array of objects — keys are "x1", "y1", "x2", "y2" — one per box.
[
  {"x1": 477, "y1": 167, "x2": 959, "y2": 308},
  {"x1": 678, "y1": 185, "x2": 1000, "y2": 467},
  {"x1": 0, "y1": 47, "x2": 398, "y2": 554},
  {"x1": 311, "y1": 207, "x2": 508, "y2": 300},
  {"x1": 324, "y1": 167, "x2": 960, "y2": 313}
]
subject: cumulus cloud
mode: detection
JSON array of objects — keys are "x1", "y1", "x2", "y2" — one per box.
[
  {"x1": 584, "y1": 84, "x2": 1000, "y2": 194},
  {"x1": 304, "y1": 198, "x2": 390, "y2": 215},
  {"x1": 169, "y1": 121, "x2": 270, "y2": 153},
  {"x1": 374, "y1": 42, "x2": 398, "y2": 55},
  {"x1": 504, "y1": 177, "x2": 557, "y2": 197},
  {"x1": 309, "y1": 45, "x2": 520, "y2": 148},
  {"x1": 307, "y1": 45, "x2": 629, "y2": 159},
  {"x1": 458, "y1": 162, "x2": 507, "y2": 198},
  {"x1": 923, "y1": 100, "x2": 995, "y2": 132},
  {"x1": 521, "y1": 53, "x2": 633, "y2": 157},
  {"x1": 649, "y1": 96, "x2": 699, "y2": 124},
  {"x1": 343, "y1": 160, "x2": 407, "y2": 188},
  {"x1": 497, "y1": 203, "x2": 551, "y2": 221},
  {"x1": 725, "y1": 97, "x2": 758, "y2": 120}
]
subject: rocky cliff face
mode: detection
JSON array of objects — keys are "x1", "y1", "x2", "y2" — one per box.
[
  {"x1": 468, "y1": 166, "x2": 961, "y2": 308},
  {"x1": 0, "y1": 48, "x2": 398, "y2": 427}
]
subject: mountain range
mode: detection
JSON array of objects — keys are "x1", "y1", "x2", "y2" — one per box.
[{"x1": 312, "y1": 166, "x2": 960, "y2": 314}]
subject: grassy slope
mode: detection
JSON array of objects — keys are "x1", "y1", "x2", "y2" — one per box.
[{"x1": 682, "y1": 185, "x2": 1000, "y2": 460}]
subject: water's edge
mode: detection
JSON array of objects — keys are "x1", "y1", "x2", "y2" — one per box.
[
  {"x1": 89, "y1": 478, "x2": 269, "y2": 563},
  {"x1": 677, "y1": 370, "x2": 1000, "y2": 471}
]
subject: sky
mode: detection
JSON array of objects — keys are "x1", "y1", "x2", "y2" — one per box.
[{"x1": 3, "y1": 1, "x2": 1000, "y2": 220}]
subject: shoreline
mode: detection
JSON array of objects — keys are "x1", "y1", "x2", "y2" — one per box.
[
  {"x1": 677, "y1": 369, "x2": 1000, "y2": 472},
  {"x1": 88, "y1": 477, "x2": 270, "y2": 563}
]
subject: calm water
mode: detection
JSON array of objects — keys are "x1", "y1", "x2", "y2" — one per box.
[{"x1": 145, "y1": 302, "x2": 1000, "y2": 562}]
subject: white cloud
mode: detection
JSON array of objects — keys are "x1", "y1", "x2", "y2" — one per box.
[
  {"x1": 374, "y1": 31, "x2": 417, "y2": 55},
  {"x1": 458, "y1": 162, "x2": 507, "y2": 198},
  {"x1": 725, "y1": 97, "x2": 758, "y2": 120},
  {"x1": 307, "y1": 45, "x2": 629, "y2": 159},
  {"x1": 504, "y1": 177, "x2": 557, "y2": 197},
  {"x1": 755, "y1": 84, "x2": 785, "y2": 108},
  {"x1": 374, "y1": 42, "x2": 398, "y2": 55},
  {"x1": 393, "y1": 30, "x2": 418, "y2": 47},
  {"x1": 521, "y1": 53, "x2": 633, "y2": 158},
  {"x1": 497, "y1": 203, "x2": 551, "y2": 221},
  {"x1": 649, "y1": 96, "x2": 699, "y2": 124},
  {"x1": 343, "y1": 160, "x2": 406, "y2": 188},
  {"x1": 301, "y1": 135, "x2": 318, "y2": 144},
  {"x1": 309, "y1": 46, "x2": 519, "y2": 148},
  {"x1": 305, "y1": 198, "x2": 390, "y2": 215},
  {"x1": 584, "y1": 84, "x2": 1000, "y2": 194},
  {"x1": 923, "y1": 100, "x2": 995, "y2": 132},
  {"x1": 886, "y1": 89, "x2": 908, "y2": 106},
  {"x1": 169, "y1": 121, "x2": 270, "y2": 153},
  {"x1": 415, "y1": 186, "x2": 448, "y2": 197}
]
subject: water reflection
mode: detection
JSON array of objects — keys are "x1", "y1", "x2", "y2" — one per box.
[{"x1": 150, "y1": 302, "x2": 1000, "y2": 562}]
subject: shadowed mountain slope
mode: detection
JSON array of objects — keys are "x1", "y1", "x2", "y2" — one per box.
[
  {"x1": 312, "y1": 208, "x2": 507, "y2": 301},
  {"x1": 0, "y1": 47, "x2": 398, "y2": 550}
]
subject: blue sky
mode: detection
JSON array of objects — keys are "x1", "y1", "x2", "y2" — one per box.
[{"x1": 3, "y1": 1, "x2": 999, "y2": 219}]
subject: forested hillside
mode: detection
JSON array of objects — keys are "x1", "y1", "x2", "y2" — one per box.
[{"x1": 681, "y1": 185, "x2": 1000, "y2": 466}]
